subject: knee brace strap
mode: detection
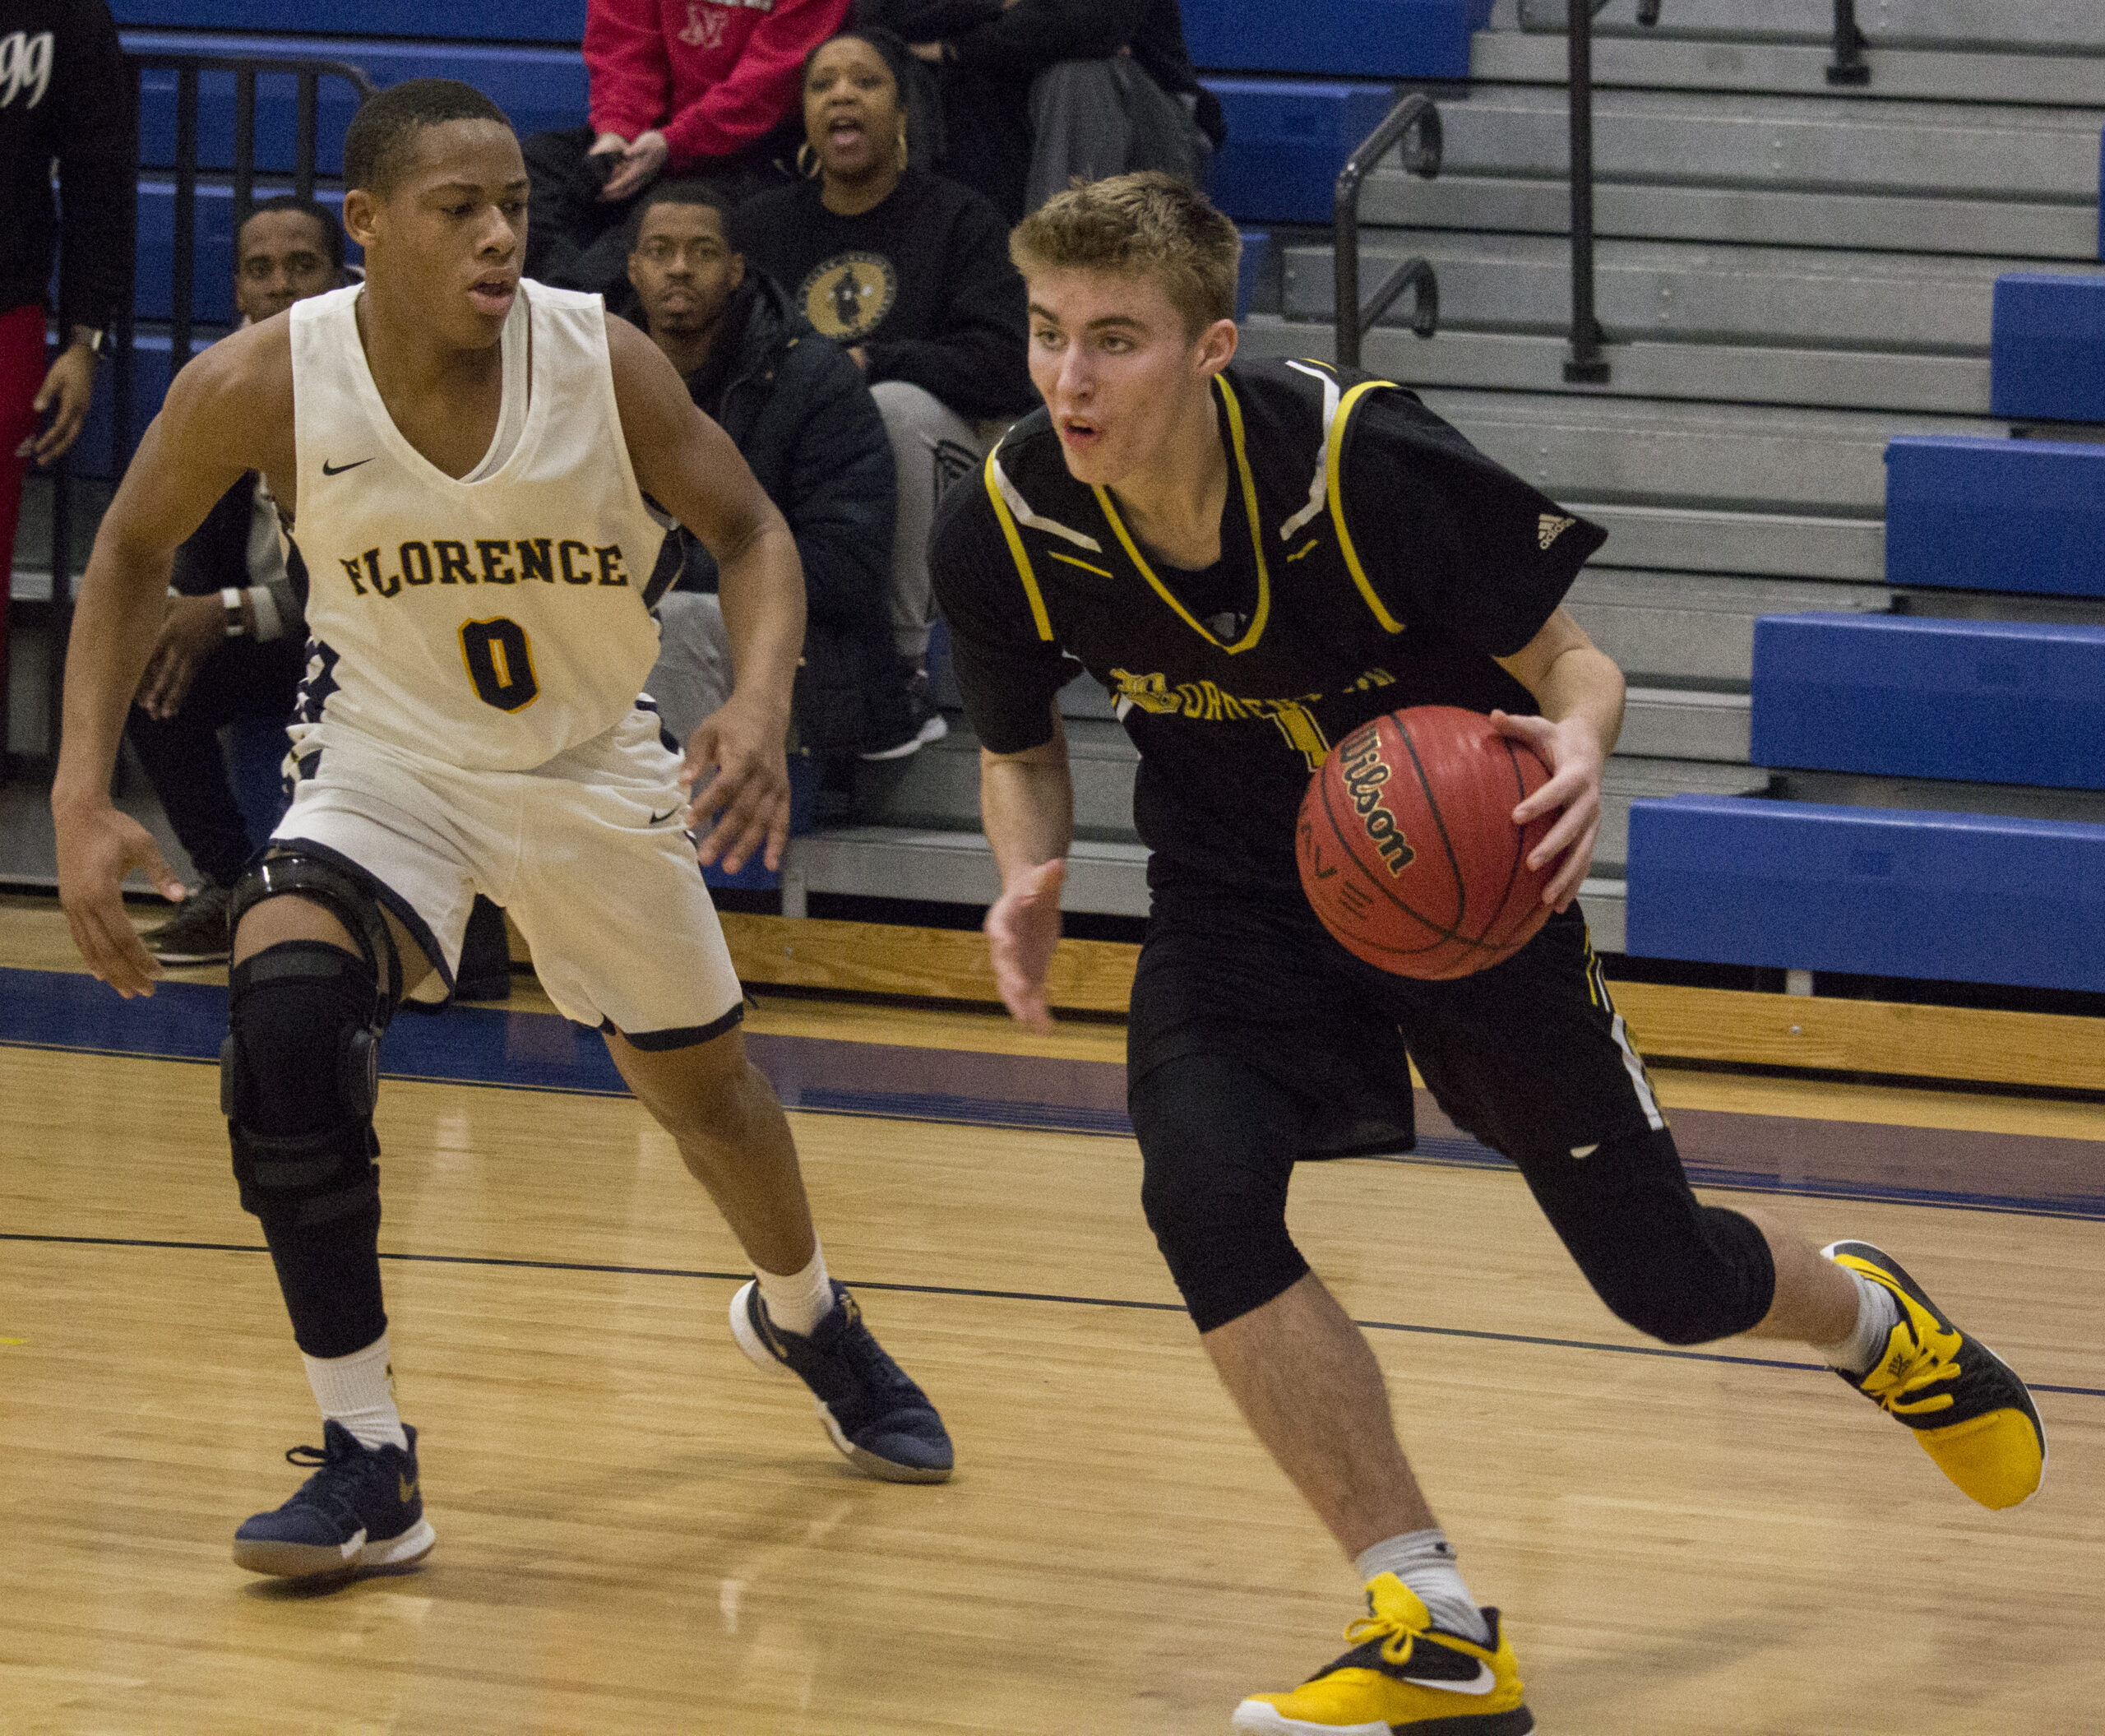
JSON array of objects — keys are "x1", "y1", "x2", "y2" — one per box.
[
  {"x1": 230, "y1": 851, "x2": 403, "y2": 1024},
  {"x1": 222, "y1": 941, "x2": 388, "y2": 1228}
]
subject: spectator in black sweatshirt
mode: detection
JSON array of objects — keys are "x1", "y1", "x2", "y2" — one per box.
[
  {"x1": 626, "y1": 179, "x2": 925, "y2": 761},
  {"x1": 736, "y1": 26, "x2": 1034, "y2": 686},
  {"x1": 0, "y1": 0, "x2": 133, "y2": 759}
]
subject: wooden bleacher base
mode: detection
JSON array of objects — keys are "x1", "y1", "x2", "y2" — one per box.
[{"x1": 504, "y1": 912, "x2": 2103, "y2": 1096}]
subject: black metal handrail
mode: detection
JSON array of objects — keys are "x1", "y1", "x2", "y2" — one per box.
[
  {"x1": 34, "y1": 51, "x2": 374, "y2": 769},
  {"x1": 1827, "y1": 0, "x2": 1871, "y2": 85},
  {"x1": 1562, "y1": 0, "x2": 1661, "y2": 384},
  {"x1": 1334, "y1": 92, "x2": 1441, "y2": 371}
]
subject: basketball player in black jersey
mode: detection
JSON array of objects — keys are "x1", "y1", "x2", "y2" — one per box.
[
  {"x1": 929, "y1": 174, "x2": 2044, "y2": 1734},
  {"x1": 53, "y1": 81, "x2": 951, "y2": 1588}
]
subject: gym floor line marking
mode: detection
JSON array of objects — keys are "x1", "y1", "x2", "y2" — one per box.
[{"x1": 7, "y1": 1231, "x2": 2102, "y2": 1400}]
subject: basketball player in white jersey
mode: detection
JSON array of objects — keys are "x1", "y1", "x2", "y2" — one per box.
[{"x1": 53, "y1": 80, "x2": 952, "y2": 1583}]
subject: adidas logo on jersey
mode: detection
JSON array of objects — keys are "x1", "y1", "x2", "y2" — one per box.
[{"x1": 1538, "y1": 513, "x2": 1578, "y2": 551}]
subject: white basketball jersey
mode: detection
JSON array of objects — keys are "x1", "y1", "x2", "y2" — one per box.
[{"x1": 287, "y1": 280, "x2": 669, "y2": 771}]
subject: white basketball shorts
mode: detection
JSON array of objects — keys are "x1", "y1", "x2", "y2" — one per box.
[{"x1": 271, "y1": 706, "x2": 744, "y2": 1048}]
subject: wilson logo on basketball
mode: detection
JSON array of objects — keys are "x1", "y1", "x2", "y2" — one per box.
[{"x1": 1339, "y1": 733, "x2": 1415, "y2": 873}]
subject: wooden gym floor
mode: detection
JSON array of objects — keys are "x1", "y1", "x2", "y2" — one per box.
[{"x1": 2, "y1": 893, "x2": 2101, "y2": 1734}]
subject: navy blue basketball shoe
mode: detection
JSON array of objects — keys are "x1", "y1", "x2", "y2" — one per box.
[
  {"x1": 232, "y1": 1420, "x2": 436, "y2": 1581},
  {"x1": 729, "y1": 1280, "x2": 954, "y2": 1483}
]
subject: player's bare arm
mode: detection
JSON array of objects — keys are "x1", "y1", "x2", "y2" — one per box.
[
  {"x1": 51, "y1": 321, "x2": 298, "y2": 998},
  {"x1": 980, "y1": 706, "x2": 1074, "y2": 1030},
  {"x1": 1490, "y1": 605, "x2": 1626, "y2": 910},
  {"x1": 604, "y1": 312, "x2": 805, "y2": 873}
]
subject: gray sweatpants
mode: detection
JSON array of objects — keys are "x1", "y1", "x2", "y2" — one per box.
[
  {"x1": 1025, "y1": 57, "x2": 1214, "y2": 215},
  {"x1": 645, "y1": 591, "x2": 731, "y2": 751},
  {"x1": 871, "y1": 379, "x2": 990, "y2": 663}
]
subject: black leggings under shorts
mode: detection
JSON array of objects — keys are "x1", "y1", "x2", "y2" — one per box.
[{"x1": 1125, "y1": 868, "x2": 1776, "y2": 1339}]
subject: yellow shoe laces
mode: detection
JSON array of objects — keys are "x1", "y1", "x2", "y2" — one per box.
[{"x1": 1858, "y1": 1292, "x2": 1963, "y2": 1419}]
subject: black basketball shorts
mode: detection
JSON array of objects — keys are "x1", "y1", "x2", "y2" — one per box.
[{"x1": 1126, "y1": 864, "x2": 1776, "y2": 1339}]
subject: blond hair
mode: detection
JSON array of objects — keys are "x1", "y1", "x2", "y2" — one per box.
[{"x1": 1011, "y1": 173, "x2": 1240, "y2": 338}]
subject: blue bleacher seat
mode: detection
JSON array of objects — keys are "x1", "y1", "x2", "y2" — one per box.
[
  {"x1": 124, "y1": 31, "x2": 590, "y2": 174},
  {"x1": 1626, "y1": 794, "x2": 2105, "y2": 994},
  {"x1": 1990, "y1": 273, "x2": 2105, "y2": 423},
  {"x1": 1751, "y1": 613, "x2": 2105, "y2": 791},
  {"x1": 701, "y1": 753, "x2": 822, "y2": 893},
  {"x1": 1203, "y1": 80, "x2": 1395, "y2": 225},
  {"x1": 1884, "y1": 435, "x2": 2105, "y2": 599},
  {"x1": 1182, "y1": 0, "x2": 1493, "y2": 78},
  {"x1": 111, "y1": 1, "x2": 585, "y2": 43}
]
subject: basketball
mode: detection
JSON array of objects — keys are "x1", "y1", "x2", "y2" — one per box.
[{"x1": 1296, "y1": 706, "x2": 1557, "y2": 979}]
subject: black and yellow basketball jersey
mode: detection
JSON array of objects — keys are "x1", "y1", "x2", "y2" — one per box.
[{"x1": 929, "y1": 358, "x2": 1608, "y2": 892}]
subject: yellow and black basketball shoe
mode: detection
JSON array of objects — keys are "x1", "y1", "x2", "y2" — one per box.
[
  {"x1": 1825, "y1": 1240, "x2": 2045, "y2": 1510},
  {"x1": 1231, "y1": 1574, "x2": 1532, "y2": 1734}
]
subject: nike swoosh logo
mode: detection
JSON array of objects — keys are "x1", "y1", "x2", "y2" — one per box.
[
  {"x1": 1570, "y1": 1143, "x2": 1598, "y2": 1160},
  {"x1": 1403, "y1": 1660, "x2": 1497, "y2": 1696},
  {"x1": 650, "y1": 808, "x2": 679, "y2": 825},
  {"x1": 398, "y1": 1474, "x2": 418, "y2": 1503},
  {"x1": 322, "y1": 457, "x2": 374, "y2": 476}
]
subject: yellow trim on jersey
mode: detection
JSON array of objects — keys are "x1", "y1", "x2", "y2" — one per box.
[
  {"x1": 983, "y1": 448, "x2": 1055, "y2": 642},
  {"x1": 1325, "y1": 377, "x2": 1408, "y2": 635},
  {"x1": 1048, "y1": 549, "x2": 1115, "y2": 579},
  {"x1": 1090, "y1": 374, "x2": 1272, "y2": 655}
]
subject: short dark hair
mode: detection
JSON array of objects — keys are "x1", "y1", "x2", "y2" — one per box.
[
  {"x1": 238, "y1": 195, "x2": 345, "y2": 275},
  {"x1": 343, "y1": 79, "x2": 512, "y2": 195},
  {"x1": 630, "y1": 179, "x2": 741, "y2": 251}
]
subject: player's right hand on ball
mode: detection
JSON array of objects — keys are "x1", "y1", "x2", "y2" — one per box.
[
  {"x1": 53, "y1": 802, "x2": 186, "y2": 998},
  {"x1": 985, "y1": 858, "x2": 1065, "y2": 1031}
]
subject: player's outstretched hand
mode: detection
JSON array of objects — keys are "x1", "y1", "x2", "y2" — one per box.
[
  {"x1": 985, "y1": 857, "x2": 1065, "y2": 1031},
  {"x1": 54, "y1": 802, "x2": 187, "y2": 998},
  {"x1": 680, "y1": 697, "x2": 792, "y2": 875},
  {"x1": 1491, "y1": 709, "x2": 1603, "y2": 914}
]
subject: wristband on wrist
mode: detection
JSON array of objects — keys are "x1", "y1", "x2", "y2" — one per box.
[{"x1": 221, "y1": 586, "x2": 247, "y2": 637}]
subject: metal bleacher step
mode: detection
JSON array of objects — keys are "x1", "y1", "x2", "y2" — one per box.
[
  {"x1": 1241, "y1": 314, "x2": 1984, "y2": 416},
  {"x1": 789, "y1": 822, "x2": 1638, "y2": 951},
  {"x1": 1509, "y1": 0, "x2": 2105, "y2": 55},
  {"x1": 1481, "y1": 0, "x2": 2105, "y2": 104},
  {"x1": 1402, "y1": 387, "x2": 1997, "y2": 516},
  {"x1": 1348, "y1": 84, "x2": 2103, "y2": 261},
  {"x1": 1262, "y1": 235, "x2": 2012, "y2": 413},
  {"x1": 1565, "y1": 570, "x2": 1891, "y2": 683},
  {"x1": 1471, "y1": 31, "x2": 2105, "y2": 106}
]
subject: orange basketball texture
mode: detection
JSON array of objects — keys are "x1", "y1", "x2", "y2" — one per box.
[{"x1": 1296, "y1": 706, "x2": 1557, "y2": 980}]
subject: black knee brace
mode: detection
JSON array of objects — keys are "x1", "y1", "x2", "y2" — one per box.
[
  {"x1": 1131, "y1": 1056, "x2": 1312, "y2": 1335},
  {"x1": 221, "y1": 854, "x2": 401, "y2": 1229}
]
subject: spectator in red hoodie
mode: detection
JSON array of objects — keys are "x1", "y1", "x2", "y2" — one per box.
[{"x1": 525, "y1": 0, "x2": 851, "y2": 297}]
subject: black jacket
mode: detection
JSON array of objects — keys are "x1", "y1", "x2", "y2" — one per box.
[
  {"x1": 736, "y1": 169, "x2": 1034, "y2": 419},
  {"x1": 0, "y1": 0, "x2": 134, "y2": 329},
  {"x1": 673, "y1": 272, "x2": 913, "y2": 757}
]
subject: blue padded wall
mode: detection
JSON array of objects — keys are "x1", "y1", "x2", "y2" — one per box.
[
  {"x1": 1885, "y1": 436, "x2": 2105, "y2": 599},
  {"x1": 1990, "y1": 273, "x2": 2105, "y2": 423},
  {"x1": 112, "y1": 2, "x2": 585, "y2": 43},
  {"x1": 127, "y1": 32, "x2": 589, "y2": 174},
  {"x1": 1751, "y1": 613, "x2": 2105, "y2": 791},
  {"x1": 1183, "y1": 0, "x2": 1492, "y2": 77},
  {"x1": 1626, "y1": 796, "x2": 2105, "y2": 993},
  {"x1": 1203, "y1": 80, "x2": 1395, "y2": 225}
]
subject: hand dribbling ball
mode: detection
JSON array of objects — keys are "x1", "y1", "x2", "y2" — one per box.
[{"x1": 1296, "y1": 706, "x2": 1557, "y2": 979}]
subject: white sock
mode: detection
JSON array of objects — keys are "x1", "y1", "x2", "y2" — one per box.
[
  {"x1": 755, "y1": 1246, "x2": 835, "y2": 1337},
  {"x1": 303, "y1": 1333, "x2": 408, "y2": 1451},
  {"x1": 1815, "y1": 1265, "x2": 1902, "y2": 1376},
  {"x1": 1354, "y1": 1528, "x2": 1490, "y2": 1646}
]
